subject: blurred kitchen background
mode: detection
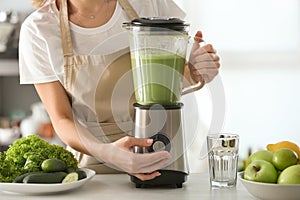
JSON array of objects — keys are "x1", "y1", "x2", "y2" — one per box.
[{"x1": 0, "y1": 0, "x2": 300, "y2": 172}]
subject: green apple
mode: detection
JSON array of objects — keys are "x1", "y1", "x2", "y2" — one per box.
[
  {"x1": 244, "y1": 160, "x2": 278, "y2": 183},
  {"x1": 277, "y1": 164, "x2": 300, "y2": 184},
  {"x1": 272, "y1": 148, "x2": 298, "y2": 171},
  {"x1": 245, "y1": 150, "x2": 273, "y2": 168}
]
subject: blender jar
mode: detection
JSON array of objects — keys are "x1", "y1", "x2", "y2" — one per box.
[{"x1": 123, "y1": 17, "x2": 190, "y2": 105}]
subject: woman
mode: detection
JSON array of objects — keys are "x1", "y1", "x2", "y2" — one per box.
[{"x1": 19, "y1": 0, "x2": 220, "y2": 181}]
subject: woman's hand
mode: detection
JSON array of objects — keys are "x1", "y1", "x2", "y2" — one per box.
[
  {"x1": 34, "y1": 82, "x2": 169, "y2": 181},
  {"x1": 102, "y1": 136, "x2": 171, "y2": 181},
  {"x1": 188, "y1": 31, "x2": 220, "y2": 84}
]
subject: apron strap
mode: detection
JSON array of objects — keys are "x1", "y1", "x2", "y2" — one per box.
[
  {"x1": 118, "y1": 0, "x2": 139, "y2": 21},
  {"x1": 59, "y1": 0, "x2": 74, "y2": 57}
]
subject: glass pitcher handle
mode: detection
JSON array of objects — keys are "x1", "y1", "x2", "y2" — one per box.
[
  {"x1": 182, "y1": 32, "x2": 206, "y2": 95},
  {"x1": 182, "y1": 78, "x2": 205, "y2": 95}
]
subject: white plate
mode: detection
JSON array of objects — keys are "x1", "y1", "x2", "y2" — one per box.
[
  {"x1": 238, "y1": 172, "x2": 300, "y2": 200},
  {"x1": 0, "y1": 168, "x2": 95, "y2": 194}
]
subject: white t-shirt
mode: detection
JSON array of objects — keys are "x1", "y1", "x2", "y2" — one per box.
[{"x1": 19, "y1": 0, "x2": 186, "y2": 84}]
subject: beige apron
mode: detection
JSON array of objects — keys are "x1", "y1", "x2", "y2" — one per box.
[{"x1": 59, "y1": 0, "x2": 139, "y2": 173}]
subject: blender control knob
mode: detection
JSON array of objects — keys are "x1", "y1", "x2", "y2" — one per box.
[{"x1": 147, "y1": 133, "x2": 171, "y2": 153}]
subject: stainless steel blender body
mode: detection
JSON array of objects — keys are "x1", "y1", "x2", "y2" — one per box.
[
  {"x1": 130, "y1": 103, "x2": 189, "y2": 188},
  {"x1": 133, "y1": 103, "x2": 189, "y2": 174}
]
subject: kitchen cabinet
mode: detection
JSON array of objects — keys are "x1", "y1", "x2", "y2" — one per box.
[
  {"x1": 0, "y1": 60, "x2": 40, "y2": 117},
  {"x1": 0, "y1": 60, "x2": 19, "y2": 76},
  {"x1": 0, "y1": 5, "x2": 38, "y2": 118},
  {"x1": 0, "y1": 0, "x2": 38, "y2": 103}
]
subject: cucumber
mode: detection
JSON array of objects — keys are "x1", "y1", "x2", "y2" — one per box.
[
  {"x1": 76, "y1": 170, "x2": 87, "y2": 180},
  {"x1": 66, "y1": 167, "x2": 77, "y2": 173},
  {"x1": 62, "y1": 172, "x2": 78, "y2": 183},
  {"x1": 67, "y1": 168, "x2": 86, "y2": 180},
  {"x1": 41, "y1": 158, "x2": 67, "y2": 172},
  {"x1": 13, "y1": 171, "x2": 44, "y2": 183},
  {"x1": 23, "y1": 172, "x2": 67, "y2": 184}
]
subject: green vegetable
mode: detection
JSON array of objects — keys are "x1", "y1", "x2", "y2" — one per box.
[
  {"x1": 0, "y1": 152, "x2": 17, "y2": 182},
  {"x1": 76, "y1": 170, "x2": 87, "y2": 180},
  {"x1": 23, "y1": 171, "x2": 67, "y2": 184},
  {"x1": 41, "y1": 158, "x2": 67, "y2": 172},
  {"x1": 13, "y1": 171, "x2": 45, "y2": 183},
  {"x1": 66, "y1": 167, "x2": 86, "y2": 180},
  {"x1": 66, "y1": 166, "x2": 77, "y2": 173},
  {"x1": 23, "y1": 152, "x2": 46, "y2": 171},
  {"x1": 62, "y1": 172, "x2": 79, "y2": 183},
  {"x1": 0, "y1": 135, "x2": 78, "y2": 182}
]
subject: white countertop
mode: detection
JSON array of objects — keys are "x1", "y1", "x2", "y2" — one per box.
[{"x1": 0, "y1": 173, "x2": 255, "y2": 200}]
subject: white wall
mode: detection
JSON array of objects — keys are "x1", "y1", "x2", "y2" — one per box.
[
  {"x1": 182, "y1": 0, "x2": 300, "y2": 170},
  {"x1": 0, "y1": 0, "x2": 33, "y2": 12},
  {"x1": 222, "y1": 65, "x2": 300, "y2": 157}
]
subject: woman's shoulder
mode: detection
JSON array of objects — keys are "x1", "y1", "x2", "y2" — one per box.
[{"x1": 22, "y1": 1, "x2": 59, "y2": 34}]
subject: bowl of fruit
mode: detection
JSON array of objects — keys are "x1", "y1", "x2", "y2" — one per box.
[{"x1": 239, "y1": 141, "x2": 300, "y2": 200}]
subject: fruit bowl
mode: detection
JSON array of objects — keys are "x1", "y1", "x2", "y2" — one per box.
[{"x1": 238, "y1": 172, "x2": 300, "y2": 200}]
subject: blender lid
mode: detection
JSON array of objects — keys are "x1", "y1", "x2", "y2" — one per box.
[{"x1": 124, "y1": 17, "x2": 189, "y2": 31}]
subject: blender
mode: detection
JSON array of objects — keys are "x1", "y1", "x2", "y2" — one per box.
[{"x1": 123, "y1": 18, "x2": 204, "y2": 188}]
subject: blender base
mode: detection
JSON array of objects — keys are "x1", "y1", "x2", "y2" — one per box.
[{"x1": 130, "y1": 170, "x2": 188, "y2": 188}]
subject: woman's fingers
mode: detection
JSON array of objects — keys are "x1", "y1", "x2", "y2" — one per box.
[
  {"x1": 137, "y1": 151, "x2": 171, "y2": 166},
  {"x1": 134, "y1": 154, "x2": 171, "y2": 173},
  {"x1": 194, "y1": 30, "x2": 203, "y2": 42},
  {"x1": 192, "y1": 44, "x2": 216, "y2": 57},
  {"x1": 190, "y1": 31, "x2": 204, "y2": 53},
  {"x1": 129, "y1": 151, "x2": 171, "y2": 173},
  {"x1": 189, "y1": 41, "x2": 220, "y2": 84},
  {"x1": 190, "y1": 67, "x2": 219, "y2": 83},
  {"x1": 191, "y1": 60, "x2": 221, "y2": 70},
  {"x1": 124, "y1": 136, "x2": 154, "y2": 148},
  {"x1": 131, "y1": 171, "x2": 161, "y2": 181},
  {"x1": 192, "y1": 53, "x2": 220, "y2": 64},
  {"x1": 113, "y1": 136, "x2": 153, "y2": 152},
  {"x1": 111, "y1": 136, "x2": 172, "y2": 174}
]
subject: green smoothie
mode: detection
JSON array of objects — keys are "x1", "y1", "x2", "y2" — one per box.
[{"x1": 131, "y1": 52, "x2": 185, "y2": 105}]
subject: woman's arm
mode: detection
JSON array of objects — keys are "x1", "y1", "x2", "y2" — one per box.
[
  {"x1": 34, "y1": 81, "x2": 91, "y2": 154},
  {"x1": 34, "y1": 81, "x2": 171, "y2": 181}
]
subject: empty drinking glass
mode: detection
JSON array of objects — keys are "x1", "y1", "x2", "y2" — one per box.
[{"x1": 207, "y1": 133, "x2": 239, "y2": 188}]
